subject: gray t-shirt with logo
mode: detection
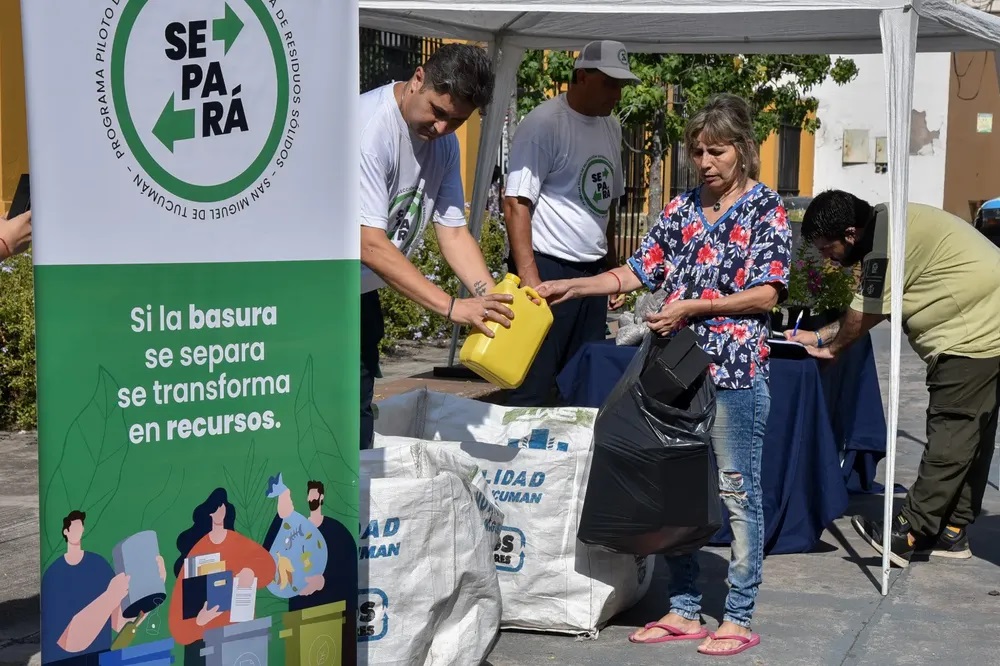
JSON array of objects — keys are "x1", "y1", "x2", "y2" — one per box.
[
  {"x1": 359, "y1": 83, "x2": 467, "y2": 294},
  {"x1": 505, "y1": 94, "x2": 625, "y2": 263}
]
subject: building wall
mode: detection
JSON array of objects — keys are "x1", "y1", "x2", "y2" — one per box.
[
  {"x1": 455, "y1": 111, "x2": 481, "y2": 203},
  {"x1": 943, "y1": 51, "x2": 1000, "y2": 221},
  {"x1": 0, "y1": 0, "x2": 28, "y2": 209},
  {"x1": 811, "y1": 52, "x2": 950, "y2": 208},
  {"x1": 758, "y1": 132, "x2": 779, "y2": 193}
]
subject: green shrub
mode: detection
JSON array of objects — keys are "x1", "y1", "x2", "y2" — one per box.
[
  {"x1": 0, "y1": 251, "x2": 37, "y2": 429},
  {"x1": 378, "y1": 215, "x2": 510, "y2": 354}
]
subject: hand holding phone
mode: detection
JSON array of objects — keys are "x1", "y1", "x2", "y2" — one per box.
[
  {"x1": 6, "y1": 174, "x2": 29, "y2": 219},
  {"x1": 1, "y1": 174, "x2": 31, "y2": 258}
]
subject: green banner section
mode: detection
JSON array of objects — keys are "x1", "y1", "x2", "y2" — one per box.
[{"x1": 34, "y1": 259, "x2": 358, "y2": 665}]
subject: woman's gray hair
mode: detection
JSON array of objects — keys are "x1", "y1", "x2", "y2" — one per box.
[{"x1": 684, "y1": 93, "x2": 761, "y2": 185}]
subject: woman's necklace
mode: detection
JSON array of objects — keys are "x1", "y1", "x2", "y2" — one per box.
[{"x1": 710, "y1": 184, "x2": 743, "y2": 212}]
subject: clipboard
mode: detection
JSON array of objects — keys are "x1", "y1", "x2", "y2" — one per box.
[
  {"x1": 6, "y1": 174, "x2": 29, "y2": 219},
  {"x1": 767, "y1": 337, "x2": 810, "y2": 360}
]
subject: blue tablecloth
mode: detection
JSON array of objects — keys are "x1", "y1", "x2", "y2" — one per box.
[
  {"x1": 556, "y1": 335, "x2": 888, "y2": 555},
  {"x1": 819, "y1": 337, "x2": 893, "y2": 494}
]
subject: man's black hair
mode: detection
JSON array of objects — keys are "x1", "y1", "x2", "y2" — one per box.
[
  {"x1": 801, "y1": 189, "x2": 875, "y2": 242},
  {"x1": 62, "y1": 510, "x2": 86, "y2": 541},
  {"x1": 307, "y1": 480, "x2": 325, "y2": 499},
  {"x1": 421, "y1": 44, "x2": 495, "y2": 110}
]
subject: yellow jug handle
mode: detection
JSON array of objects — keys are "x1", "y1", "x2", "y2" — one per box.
[{"x1": 523, "y1": 285, "x2": 544, "y2": 305}]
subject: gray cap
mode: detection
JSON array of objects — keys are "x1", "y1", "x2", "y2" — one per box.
[{"x1": 574, "y1": 40, "x2": 640, "y2": 83}]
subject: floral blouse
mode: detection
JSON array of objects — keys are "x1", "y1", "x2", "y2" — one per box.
[{"x1": 627, "y1": 183, "x2": 792, "y2": 389}]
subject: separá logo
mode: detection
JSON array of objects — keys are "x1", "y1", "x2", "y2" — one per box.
[
  {"x1": 578, "y1": 155, "x2": 615, "y2": 217},
  {"x1": 358, "y1": 588, "x2": 390, "y2": 642},
  {"x1": 97, "y1": 0, "x2": 300, "y2": 217},
  {"x1": 494, "y1": 525, "x2": 526, "y2": 574}
]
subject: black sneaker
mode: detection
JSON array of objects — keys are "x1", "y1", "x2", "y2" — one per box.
[
  {"x1": 850, "y1": 513, "x2": 917, "y2": 568},
  {"x1": 916, "y1": 526, "x2": 972, "y2": 560}
]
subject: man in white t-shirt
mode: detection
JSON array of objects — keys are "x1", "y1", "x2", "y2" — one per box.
[
  {"x1": 503, "y1": 40, "x2": 637, "y2": 406},
  {"x1": 360, "y1": 44, "x2": 515, "y2": 448}
]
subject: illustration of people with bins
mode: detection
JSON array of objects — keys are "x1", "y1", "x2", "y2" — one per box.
[
  {"x1": 262, "y1": 478, "x2": 357, "y2": 666},
  {"x1": 41, "y1": 478, "x2": 353, "y2": 666},
  {"x1": 41, "y1": 511, "x2": 169, "y2": 665},
  {"x1": 167, "y1": 487, "x2": 276, "y2": 666}
]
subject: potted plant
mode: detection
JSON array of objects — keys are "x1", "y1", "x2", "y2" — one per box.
[
  {"x1": 784, "y1": 253, "x2": 821, "y2": 329},
  {"x1": 783, "y1": 242, "x2": 859, "y2": 331},
  {"x1": 809, "y1": 261, "x2": 858, "y2": 328}
]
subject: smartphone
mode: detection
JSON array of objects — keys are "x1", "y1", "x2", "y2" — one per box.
[{"x1": 6, "y1": 173, "x2": 29, "y2": 219}]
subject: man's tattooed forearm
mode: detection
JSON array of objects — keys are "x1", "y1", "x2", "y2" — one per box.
[
  {"x1": 818, "y1": 320, "x2": 841, "y2": 342},
  {"x1": 474, "y1": 280, "x2": 488, "y2": 296}
]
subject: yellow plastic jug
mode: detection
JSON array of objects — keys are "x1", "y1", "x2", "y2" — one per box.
[{"x1": 459, "y1": 273, "x2": 554, "y2": 389}]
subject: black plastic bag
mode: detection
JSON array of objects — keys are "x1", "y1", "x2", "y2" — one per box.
[{"x1": 577, "y1": 331, "x2": 721, "y2": 557}]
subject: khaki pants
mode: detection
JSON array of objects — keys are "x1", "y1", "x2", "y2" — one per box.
[{"x1": 902, "y1": 354, "x2": 1000, "y2": 537}]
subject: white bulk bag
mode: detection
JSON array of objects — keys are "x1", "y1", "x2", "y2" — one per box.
[
  {"x1": 374, "y1": 389, "x2": 654, "y2": 637},
  {"x1": 358, "y1": 441, "x2": 504, "y2": 666}
]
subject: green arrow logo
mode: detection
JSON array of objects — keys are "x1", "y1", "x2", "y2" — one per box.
[
  {"x1": 593, "y1": 190, "x2": 603, "y2": 204},
  {"x1": 152, "y1": 93, "x2": 196, "y2": 152},
  {"x1": 213, "y1": 2, "x2": 244, "y2": 55}
]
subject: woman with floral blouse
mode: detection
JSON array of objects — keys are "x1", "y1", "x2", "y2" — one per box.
[{"x1": 537, "y1": 93, "x2": 791, "y2": 657}]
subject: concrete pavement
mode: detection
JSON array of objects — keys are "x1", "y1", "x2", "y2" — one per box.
[
  {"x1": 2, "y1": 324, "x2": 999, "y2": 665},
  {"x1": 486, "y1": 324, "x2": 1000, "y2": 665},
  {"x1": 0, "y1": 431, "x2": 40, "y2": 666}
]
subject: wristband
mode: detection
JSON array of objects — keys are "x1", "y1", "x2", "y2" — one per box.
[
  {"x1": 608, "y1": 271, "x2": 622, "y2": 294},
  {"x1": 815, "y1": 332, "x2": 824, "y2": 348},
  {"x1": 446, "y1": 296, "x2": 456, "y2": 320},
  {"x1": 0, "y1": 237, "x2": 10, "y2": 260}
]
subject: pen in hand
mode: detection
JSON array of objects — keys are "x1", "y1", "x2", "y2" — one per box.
[{"x1": 791, "y1": 310, "x2": 804, "y2": 338}]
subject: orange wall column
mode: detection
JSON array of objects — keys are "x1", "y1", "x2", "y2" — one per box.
[
  {"x1": 0, "y1": 0, "x2": 29, "y2": 209},
  {"x1": 798, "y1": 117, "x2": 816, "y2": 197},
  {"x1": 758, "y1": 132, "x2": 779, "y2": 191}
]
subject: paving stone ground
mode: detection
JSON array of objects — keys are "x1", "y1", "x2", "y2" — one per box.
[{"x1": 3, "y1": 324, "x2": 999, "y2": 665}]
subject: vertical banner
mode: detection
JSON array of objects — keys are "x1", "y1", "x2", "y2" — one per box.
[{"x1": 21, "y1": 1, "x2": 359, "y2": 665}]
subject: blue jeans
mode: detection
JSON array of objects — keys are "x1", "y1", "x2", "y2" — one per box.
[{"x1": 664, "y1": 374, "x2": 770, "y2": 628}]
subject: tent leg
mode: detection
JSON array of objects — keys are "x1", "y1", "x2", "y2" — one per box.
[
  {"x1": 446, "y1": 320, "x2": 462, "y2": 367},
  {"x1": 879, "y1": 6, "x2": 919, "y2": 597},
  {"x1": 995, "y1": 50, "x2": 1000, "y2": 93},
  {"x1": 444, "y1": 39, "x2": 525, "y2": 370}
]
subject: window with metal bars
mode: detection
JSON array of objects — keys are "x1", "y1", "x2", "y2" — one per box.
[
  {"x1": 359, "y1": 29, "x2": 442, "y2": 94},
  {"x1": 667, "y1": 86, "x2": 700, "y2": 199},
  {"x1": 777, "y1": 123, "x2": 801, "y2": 197},
  {"x1": 669, "y1": 140, "x2": 701, "y2": 199}
]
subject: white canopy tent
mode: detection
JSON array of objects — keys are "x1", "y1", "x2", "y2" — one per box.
[{"x1": 358, "y1": 0, "x2": 1000, "y2": 594}]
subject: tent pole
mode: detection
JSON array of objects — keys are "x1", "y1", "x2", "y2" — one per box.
[
  {"x1": 878, "y1": 5, "x2": 919, "y2": 597},
  {"x1": 445, "y1": 40, "x2": 526, "y2": 368}
]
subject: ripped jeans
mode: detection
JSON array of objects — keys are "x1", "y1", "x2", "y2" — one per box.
[{"x1": 664, "y1": 374, "x2": 770, "y2": 629}]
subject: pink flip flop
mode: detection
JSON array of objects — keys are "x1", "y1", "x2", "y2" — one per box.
[
  {"x1": 696, "y1": 632, "x2": 761, "y2": 656},
  {"x1": 628, "y1": 622, "x2": 709, "y2": 644}
]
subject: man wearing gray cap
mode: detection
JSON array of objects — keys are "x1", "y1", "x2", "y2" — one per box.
[{"x1": 503, "y1": 40, "x2": 639, "y2": 406}]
